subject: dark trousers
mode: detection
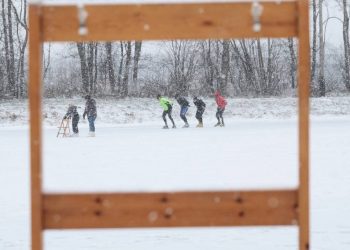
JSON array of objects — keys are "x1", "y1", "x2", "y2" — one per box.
[
  {"x1": 72, "y1": 114, "x2": 80, "y2": 134},
  {"x1": 88, "y1": 115, "x2": 96, "y2": 132},
  {"x1": 216, "y1": 107, "x2": 225, "y2": 124},
  {"x1": 180, "y1": 106, "x2": 189, "y2": 123},
  {"x1": 196, "y1": 109, "x2": 205, "y2": 123},
  {"x1": 162, "y1": 105, "x2": 175, "y2": 126}
]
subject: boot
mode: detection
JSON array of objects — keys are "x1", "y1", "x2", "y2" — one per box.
[
  {"x1": 172, "y1": 124, "x2": 177, "y2": 129},
  {"x1": 163, "y1": 125, "x2": 169, "y2": 129},
  {"x1": 88, "y1": 131, "x2": 95, "y2": 137},
  {"x1": 214, "y1": 122, "x2": 221, "y2": 127},
  {"x1": 197, "y1": 122, "x2": 203, "y2": 128}
]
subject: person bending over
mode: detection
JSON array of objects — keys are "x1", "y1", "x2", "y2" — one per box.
[
  {"x1": 193, "y1": 97, "x2": 206, "y2": 128},
  {"x1": 214, "y1": 90, "x2": 227, "y2": 127},
  {"x1": 64, "y1": 104, "x2": 80, "y2": 136},
  {"x1": 175, "y1": 94, "x2": 190, "y2": 128},
  {"x1": 157, "y1": 94, "x2": 176, "y2": 129}
]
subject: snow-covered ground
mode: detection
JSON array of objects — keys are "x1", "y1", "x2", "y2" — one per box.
[
  {"x1": 1, "y1": 97, "x2": 350, "y2": 249},
  {"x1": 1, "y1": 96, "x2": 350, "y2": 127}
]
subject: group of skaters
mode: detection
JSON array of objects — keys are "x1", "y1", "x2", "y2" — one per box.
[
  {"x1": 62, "y1": 90, "x2": 227, "y2": 137},
  {"x1": 157, "y1": 90, "x2": 227, "y2": 129},
  {"x1": 63, "y1": 95, "x2": 97, "y2": 137}
]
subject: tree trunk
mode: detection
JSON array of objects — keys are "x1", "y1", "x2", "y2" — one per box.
[
  {"x1": 220, "y1": 40, "x2": 230, "y2": 96},
  {"x1": 12, "y1": 0, "x2": 28, "y2": 97},
  {"x1": 288, "y1": 38, "x2": 297, "y2": 89},
  {"x1": 343, "y1": 0, "x2": 350, "y2": 91},
  {"x1": 7, "y1": 0, "x2": 16, "y2": 97},
  {"x1": 117, "y1": 42, "x2": 124, "y2": 94},
  {"x1": 318, "y1": 0, "x2": 326, "y2": 97},
  {"x1": 105, "y1": 42, "x2": 116, "y2": 93},
  {"x1": 311, "y1": 0, "x2": 317, "y2": 86},
  {"x1": 76, "y1": 43, "x2": 90, "y2": 93},
  {"x1": 132, "y1": 41, "x2": 142, "y2": 94},
  {"x1": 2, "y1": 0, "x2": 13, "y2": 96},
  {"x1": 121, "y1": 41, "x2": 132, "y2": 97}
]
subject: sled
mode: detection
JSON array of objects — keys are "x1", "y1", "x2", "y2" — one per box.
[{"x1": 56, "y1": 118, "x2": 71, "y2": 138}]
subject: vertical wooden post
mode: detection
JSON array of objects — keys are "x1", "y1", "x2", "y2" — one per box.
[
  {"x1": 298, "y1": 0, "x2": 310, "y2": 250},
  {"x1": 29, "y1": 4, "x2": 43, "y2": 250}
]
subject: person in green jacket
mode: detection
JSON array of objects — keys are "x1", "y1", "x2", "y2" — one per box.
[{"x1": 157, "y1": 94, "x2": 176, "y2": 129}]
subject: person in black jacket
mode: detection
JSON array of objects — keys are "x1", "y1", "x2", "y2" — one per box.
[
  {"x1": 175, "y1": 94, "x2": 190, "y2": 128},
  {"x1": 193, "y1": 97, "x2": 206, "y2": 128},
  {"x1": 83, "y1": 95, "x2": 97, "y2": 137},
  {"x1": 64, "y1": 104, "x2": 80, "y2": 136}
]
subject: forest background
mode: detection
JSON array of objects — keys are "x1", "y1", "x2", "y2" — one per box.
[{"x1": 1, "y1": 0, "x2": 349, "y2": 99}]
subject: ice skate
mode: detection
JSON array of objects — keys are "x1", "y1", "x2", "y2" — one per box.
[
  {"x1": 88, "y1": 131, "x2": 95, "y2": 137},
  {"x1": 182, "y1": 123, "x2": 189, "y2": 128},
  {"x1": 162, "y1": 125, "x2": 169, "y2": 129},
  {"x1": 214, "y1": 122, "x2": 221, "y2": 127},
  {"x1": 172, "y1": 124, "x2": 177, "y2": 129}
]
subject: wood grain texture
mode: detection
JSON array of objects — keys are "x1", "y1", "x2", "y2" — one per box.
[
  {"x1": 29, "y1": 4, "x2": 43, "y2": 250},
  {"x1": 43, "y1": 190, "x2": 298, "y2": 229},
  {"x1": 297, "y1": 0, "x2": 310, "y2": 249},
  {"x1": 41, "y1": 1, "x2": 298, "y2": 42}
]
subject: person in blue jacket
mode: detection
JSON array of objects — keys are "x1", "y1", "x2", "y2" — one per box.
[{"x1": 175, "y1": 94, "x2": 190, "y2": 128}]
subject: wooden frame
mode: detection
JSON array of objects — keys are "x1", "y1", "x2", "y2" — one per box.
[{"x1": 29, "y1": 1, "x2": 309, "y2": 250}]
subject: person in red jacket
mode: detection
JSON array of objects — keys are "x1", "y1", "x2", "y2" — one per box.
[{"x1": 214, "y1": 90, "x2": 227, "y2": 127}]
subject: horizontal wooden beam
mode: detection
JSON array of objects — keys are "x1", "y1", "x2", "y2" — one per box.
[
  {"x1": 43, "y1": 190, "x2": 298, "y2": 229},
  {"x1": 40, "y1": 1, "x2": 298, "y2": 42}
]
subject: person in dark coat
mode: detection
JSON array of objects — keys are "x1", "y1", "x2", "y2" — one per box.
[
  {"x1": 64, "y1": 104, "x2": 80, "y2": 136},
  {"x1": 175, "y1": 94, "x2": 190, "y2": 128},
  {"x1": 193, "y1": 97, "x2": 206, "y2": 128},
  {"x1": 83, "y1": 95, "x2": 97, "y2": 136}
]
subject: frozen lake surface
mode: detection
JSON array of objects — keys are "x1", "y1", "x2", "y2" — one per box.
[{"x1": 1, "y1": 118, "x2": 350, "y2": 249}]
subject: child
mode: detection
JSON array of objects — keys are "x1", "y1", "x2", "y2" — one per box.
[
  {"x1": 157, "y1": 94, "x2": 176, "y2": 129},
  {"x1": 214, "y1": 90, "x2": 227, "y2": 127},
  {"x1": 193, "y1": 96, "x2": 206, "y2": 128},
  {"x1": 63, "y1": 104, "x2": 80, "y2": 136},
  {"x1": 83, "y1": 95, "x2": 97, "y2": 137},
  {"x1": 175, "y1": 94, "x2": 190, "y2": 128}
]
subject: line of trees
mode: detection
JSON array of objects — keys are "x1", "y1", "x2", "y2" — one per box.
[{"x1": 0, "y1": 1, "x2": 349, "y2": 99}]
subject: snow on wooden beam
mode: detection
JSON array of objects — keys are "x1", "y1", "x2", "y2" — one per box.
[
  {"x1": 43, "y1": 190, "x2": 298, "y2": 229},
  {"x1": 40, "y1": 1, "x2": 298, "y2": 42}
]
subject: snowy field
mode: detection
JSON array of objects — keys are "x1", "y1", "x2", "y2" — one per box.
[
  {"x1": 1, "y1": 96, "x2": 350, "y2": 127},
  {"x1": 1, "y1": 97, "x2": 350, "y2": 249}
]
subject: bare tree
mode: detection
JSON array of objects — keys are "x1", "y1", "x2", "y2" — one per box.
[
  {"x1": 12, "y1": 0, "x2": 28, "y2": 97},
  {"x1": 288, "y1": 38, "x2": 297, "y2": 89},
  {"x1": 311, "y1": 0, "x2": 317, "y2": 85},
  {"x1": 342, "y1": 0, "x2": 350, "y2": 91},
  {"x1": 105, "y1": 42, "x2": 116, "y2": 93},
  {"x1": 219, "y1": 40, "x2": 230, "y2": 96},
  {"x1": 121, "y1": 41, "x2": 132, "y2": 98},
  {"x1": 76, "y1": 43, "x2": 90, "y2": 93},
  {"x1": 132, "y1": 41, "x2": 142, "y2": 94},
  {"x1": 318, "y1": 0, "x2": 326, "y2": 96}
]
